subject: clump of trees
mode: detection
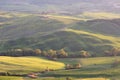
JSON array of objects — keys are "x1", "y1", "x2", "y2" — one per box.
[
  {"x1": 41, "y1": 49, "x2": 68, "y2": 59},
  {"x1": 65, "y1": 63, "x2": 82, "y2": 70},
  {"x1": 104, "y1": 47, "x2": 120, "y2": 56},
  {"x1": 79, "y1": 50, "x2": 91, "y2": 58},
  {"x1": 69, "y1": 50, "x2": 91, "y2": 58}
]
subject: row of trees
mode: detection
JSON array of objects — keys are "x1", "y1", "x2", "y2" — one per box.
[
  {"x1": 0, "y1": 48, "x2": 38, "y2": 56},
  {"x1": 0, "y1": 48, "x2": 91, "y2": 58},
  {"x1": 41, "y1": 49, "x2": 68, "y2": 58},
  {"x1": 0, "y1": 48, "x2": 68, "y2": 58},
  {"x1": 104, "y1": 48, "x2": 120, "y2": 56},
  {"x1": 2, "y1": 47, "x2": 120, "y2": 58}
]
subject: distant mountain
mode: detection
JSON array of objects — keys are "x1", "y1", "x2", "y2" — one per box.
[{"x1": 0, "y1": 0, "x2": 120, "y2": 14}]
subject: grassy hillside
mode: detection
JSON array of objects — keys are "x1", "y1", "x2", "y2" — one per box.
[
  {"x1": 0, "y1": 56, "x2": 65, "y2": 74},
  {"x1": 0, "y1": 15, "x2": 66, "y2": 41},
  {"x1": 70, "y1": 19, "x2": 120, "y2": 36},
  {"x1": 0, "y1": 12, "x2": 120, "y2": 55},
  {"x1": 1, "y1": 29, "x2": 120, "y2": 55}
]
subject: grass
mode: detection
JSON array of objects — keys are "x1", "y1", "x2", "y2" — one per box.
[
  {"x1": 0, "y1": 76, "x2": 23, "y2": 80},
  {"x1": 40, "y1": 56, "x2": 120, "y2": 79},
  {"x1": 0, "y1": 76, "x2": 110, "y2": 80},
  {"x1": 77, "y1": 78, "x2": 110, "y2": 80},
  {"x1": 0, "y1": 57, "x2": 119, "y2": 80},
  {"x1": 58, "y1": 56, "x2": 120, "y2": 66},
  {"x1": 23, "y1": 77, "x2": 68, "y2": 80},
  {"x1": 0, "y1": 56, "x2": 65, "y2": 74}
]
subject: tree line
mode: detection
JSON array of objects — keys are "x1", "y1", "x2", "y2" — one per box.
[
  {"x1": 104, "y1": 47, "x2": 120, "y2": 56},
  {"x1": 1, "y1": 47, "x2": 120, "y2": 58},
  {"x1": 0, "y1": 48, "x2": 67, "y2": 58},
  {"x1": 0, "y1": 48, "x2": 91, "y2": 58}
]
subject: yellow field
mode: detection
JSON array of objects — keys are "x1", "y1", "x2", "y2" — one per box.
[{"x1": 0, "y1": 56, "x2": 65, "y2": 74}]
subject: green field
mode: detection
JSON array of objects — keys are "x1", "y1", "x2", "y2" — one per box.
[
  {"x1": 0, "y1": 76, "x2": 23, "y2": 80},
  {"x1": 0, "y1": 56, "x2": 120, "y2": 80},
  {"x1": 40, "y1": 57, "x2": 120, "y2": 80},
  {"x1": 0, "y1": 56, "x2": 64, "y2": 74},
  {"x1": 0, "y1": 76, "x2": 111, "y2": 80}
]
